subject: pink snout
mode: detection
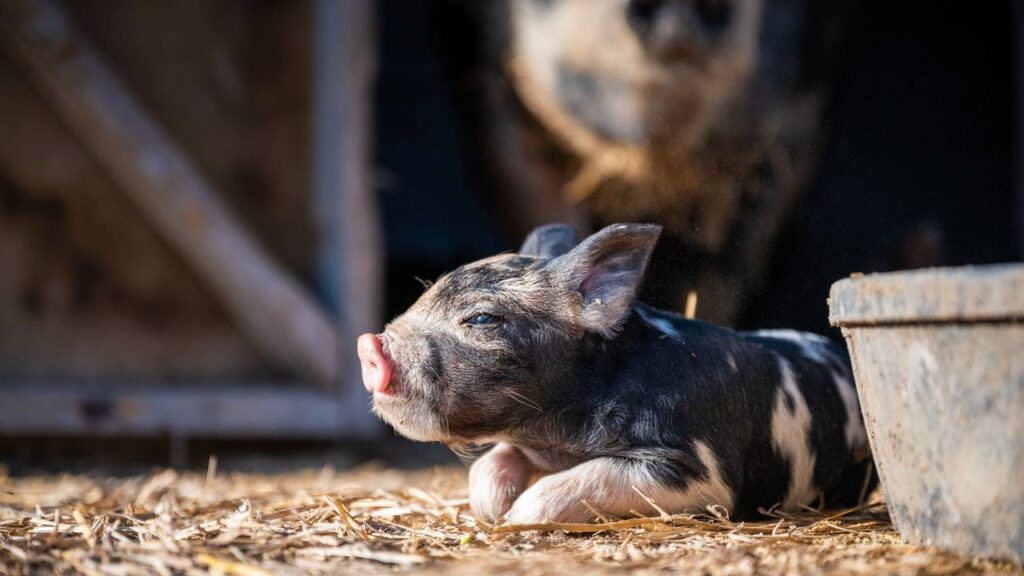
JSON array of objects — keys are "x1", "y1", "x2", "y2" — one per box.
[{"x1": 357, "y1": 333, "x2": 393, "y2": 395}]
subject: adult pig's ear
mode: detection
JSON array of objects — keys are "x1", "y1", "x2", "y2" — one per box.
[
  {"x1": 519, "y1": 223, "x2": 580, "y2": 258},
  {"x1": 548, "y1": 223, "x2": 661, "y2": 337}
]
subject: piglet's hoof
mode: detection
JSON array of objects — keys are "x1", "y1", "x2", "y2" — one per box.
[
  {"x1": 469, "y1": 443, "x2": 533, "y2": 522},
  {"x1": 501, "y1": 476, "x2": 592, "y2": 525}
]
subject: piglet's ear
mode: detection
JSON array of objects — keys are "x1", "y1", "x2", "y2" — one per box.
[
  {"x1": 519, "y1": 223, "x2": 580, "y2": 258},
  {"x1": 548, "y1": 223, "x2": 661, "y2": 337}
]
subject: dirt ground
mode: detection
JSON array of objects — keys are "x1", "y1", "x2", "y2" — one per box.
[{"x1": 1, "y1": 464, "x2": 1020, "y2": 575}]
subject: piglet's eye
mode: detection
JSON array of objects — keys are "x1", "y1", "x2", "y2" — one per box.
[{"x1": 464, "y1": 312, "x2": 503, "y2": 326}]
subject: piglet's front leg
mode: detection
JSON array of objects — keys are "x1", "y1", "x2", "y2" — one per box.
[
  {"x1": 469, "y1": 442, "x2": 534, "y2": 522},
  {"x1": 503, "y1": 450, "x2": 732, "y2": 525}
]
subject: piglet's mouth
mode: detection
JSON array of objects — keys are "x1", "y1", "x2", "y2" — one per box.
[{"x1": 357, "y1": 333, "x2": 397, "y2": 397}]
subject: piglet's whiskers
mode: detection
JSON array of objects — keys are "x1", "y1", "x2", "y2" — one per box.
[
  {"x1": 503, "y1": 389, "x2": 544, "y2": 414},
  {"x1": 448, "y1": 443, "x2": 480, "y2": 463}
]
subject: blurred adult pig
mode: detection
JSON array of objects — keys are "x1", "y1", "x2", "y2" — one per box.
[
  {"x1": 445, "y1": 0, "x2": 857, "y2": 325},
  {"x1": 358, "y1": 223, "x2": 874, "y2": 524}
]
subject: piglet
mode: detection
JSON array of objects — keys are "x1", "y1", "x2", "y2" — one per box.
[{"x1": 357, "y1": 223, "x2": 874, "y2": 524}]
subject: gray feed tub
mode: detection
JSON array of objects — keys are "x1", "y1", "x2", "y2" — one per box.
[{"x1": 829, "y1": 264, "x2": 1024, "y2": 562}]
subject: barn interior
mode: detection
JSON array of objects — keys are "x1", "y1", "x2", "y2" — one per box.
[{"x1": 0, "y1": 0, "x2": 1021, "y2": 574}]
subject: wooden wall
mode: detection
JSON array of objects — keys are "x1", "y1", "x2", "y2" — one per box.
[{"x1": 0, "y1": 1, "x2": 312, "y2": 381}]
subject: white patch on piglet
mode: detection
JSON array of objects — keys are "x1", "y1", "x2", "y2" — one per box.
[
  {"x1": 832, "y1": 371, "x2": 867, "y2": 450},
  {"x1": 752, "y1": 329, "x2": 833, "y2": 365},
  {"x1": 502, "y1": 441, "x2": 734, "y2": 524},
  {"x1": 726, "y1": 353, "x2": 739, "y2": 373},
  {"x1": 770, "y1": 357, "x2": 818, "y2": 510},
  {"x1": 688, "y1": 440, "x2": 736, "y2": 513},
  {"x1": 469, "y1": 443, "x2": 535, "y2": 522},
  {"x1": 636, "y1": 307, "x2": 682, "y2": 339}
]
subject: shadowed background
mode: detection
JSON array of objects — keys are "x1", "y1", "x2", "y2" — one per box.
[{"x1": 0, "y1": 0, "x2": 1019, "y2": 471}]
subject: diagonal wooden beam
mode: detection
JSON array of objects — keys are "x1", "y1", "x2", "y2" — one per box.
[{"x1": 0, "y1": 0, "x2": 341, "y2": 387}]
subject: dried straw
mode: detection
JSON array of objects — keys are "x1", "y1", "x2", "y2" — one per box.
[{"x1": 1, "y1": 464, "x2": 1020, "y2": 575}]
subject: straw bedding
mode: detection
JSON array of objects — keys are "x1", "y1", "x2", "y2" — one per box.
[{"x1": 1, "y1": 463, "x2": 1020, "y2": 575}]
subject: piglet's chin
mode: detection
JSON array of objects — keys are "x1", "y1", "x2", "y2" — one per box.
[{"x1": 371, "y1": 398, "x2": 449, "y2": 443}]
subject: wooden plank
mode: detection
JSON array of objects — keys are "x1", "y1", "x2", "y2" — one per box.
[
  {"x1": 312, "y1": 0, "x2": 383, "y2": 431},
  {"x1": 0, "y1": 381, "x2": 367, "y2": 439},
  {"x1": 0, "y1": 0, "x2": 340, "y2": 387}
]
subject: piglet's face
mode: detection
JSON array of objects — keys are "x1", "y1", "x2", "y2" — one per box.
[{"x1": 357, "y1": 223, "x2": 661, "y2": 443}]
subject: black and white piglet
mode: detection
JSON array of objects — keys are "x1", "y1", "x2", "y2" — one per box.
[{"x1": 357, "y1": 223, "x2": 874, "y2": 524}]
